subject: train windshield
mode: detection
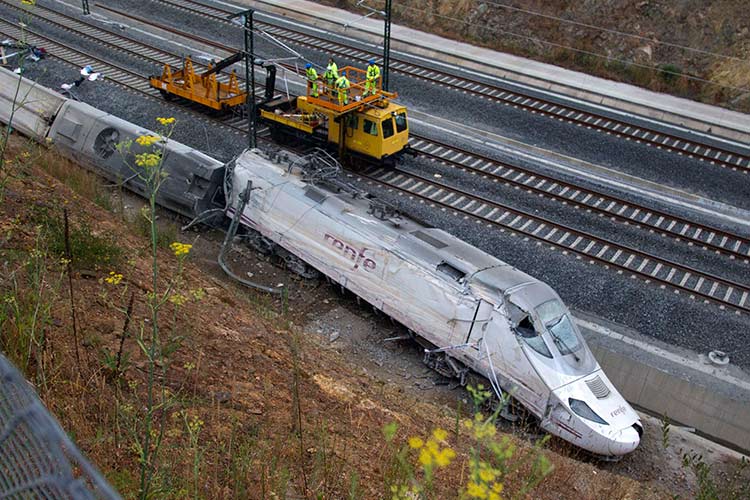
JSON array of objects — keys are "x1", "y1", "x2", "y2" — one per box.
[
  {"x1": 534, "y1": 299, "x2": 596, "y2": 373},
  {"x1": 536, "y1": 300, "x2": 582, "y2": 355}
]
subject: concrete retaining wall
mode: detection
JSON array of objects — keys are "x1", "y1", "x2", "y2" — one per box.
[{"x1": 588, "y1": 341, "x2": 750, "y2": 454}]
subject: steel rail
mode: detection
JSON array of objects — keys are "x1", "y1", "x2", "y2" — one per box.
[
  {"x1": 409, "y1": 134, "x2": 750, "y2": 262},
  {"x1": 360, "y1": 166, "x2": 750, "y2": 314},
  {"x1": 127, "y1": 0, "x2": 750, "y2": 174}
]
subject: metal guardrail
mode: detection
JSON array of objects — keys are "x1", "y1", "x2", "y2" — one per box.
[{"x1": 0, "y1": 353, "x2": 121, "y2": 500}]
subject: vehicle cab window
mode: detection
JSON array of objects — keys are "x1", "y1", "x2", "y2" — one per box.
[
  {"x1": 536, "y1": 299, "x2": 582, "y2": 356},
  {"x1": 364, "y1": 119, "x2": 378, "y2": 136},
  {"x1": 508, "y1": 302, "x2": 552, "y2": 358},
  {"x1": 382, "y1": 117, "x2": 394, "y2": 138},
  {"x1": 394, "y1": 112, "x2": 407, "y2": 133}
]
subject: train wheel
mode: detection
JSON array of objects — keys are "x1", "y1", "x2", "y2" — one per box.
[{"x1": 275, "y1": 247, "x2": 320, "y2": 279}]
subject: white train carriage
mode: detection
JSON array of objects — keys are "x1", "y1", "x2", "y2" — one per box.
[
  {"x1": 229, "y1": 150, "x2": 642, "y2": 457},
  {"x1": 0, "y1": 66, "x2": 66, "y2": 140}
]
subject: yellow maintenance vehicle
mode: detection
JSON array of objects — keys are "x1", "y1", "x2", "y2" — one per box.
[
  {"x1": 149, "y1": 52, "x2": 246, "y2": 111},
  {"x1": 259, "y1": 65, "x2": 410, "y2": 164}
]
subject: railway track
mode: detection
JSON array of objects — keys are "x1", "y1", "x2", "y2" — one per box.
[
  {"x1": 115, "y1": 0, "x2": 750, "y2": 174},
  {"x1": 409, "y1": 135, "x2": 750, "y2": 262},
  {"x1": 359, "y1": 166, "x2": 750, "y2": 314},
  {"x1": 4, "y1": 3, "x2": 747, "y2": 313},
  {"x1": 0, "y1": 0, "x2": 252, "y2": 127}
]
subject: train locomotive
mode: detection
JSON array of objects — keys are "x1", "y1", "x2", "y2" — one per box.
[
  {"x1": 258, "y1": 65, "x2": 409, "y2": 164},
  {"x1": 1, "y1": 66, "x2": 641, "y2": 457},
  {"x1": 228, "y1": 149, "x2": 642, "y2": 458}
]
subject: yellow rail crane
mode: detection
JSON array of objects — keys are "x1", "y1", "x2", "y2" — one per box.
[
  {"x1": 259, "y1": 65, "x2": 409, "y2": 164},
  {"x1": 150, "y1": 52, "x2": 246, "y2": 111}
]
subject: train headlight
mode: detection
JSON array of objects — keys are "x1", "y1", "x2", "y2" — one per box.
[{"x1": 568, "y1": 398, "x2": 608, "y2": 425}]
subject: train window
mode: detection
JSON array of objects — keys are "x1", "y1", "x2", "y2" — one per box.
[
  {"x1": 546, "y1": 314, "x2": 582, "y2": 355},
  {"x1": 347, "y1": 116, "x2": 359, "y2": 130},
  {"x1": 394, "y1": 112, "x2": 407, "y2": 133},
  {"x1": 537, "y1": 299, "x2": 582, "y2": 355},
  {"x1": 516, "y1": 317, "x2": 552, "y2": 358},
  {"x1": 382, "y1": 118, "x2": 394, "y2": 138},
  {"x1": 364, "y1": 119, "x2": 378, "y2": 136}
]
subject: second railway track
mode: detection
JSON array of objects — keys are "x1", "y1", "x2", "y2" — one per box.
[{"x1": 360, "y1": 166, "x2": 750, "y2": 314}]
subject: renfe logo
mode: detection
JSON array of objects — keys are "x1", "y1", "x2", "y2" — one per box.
[
  {"x1": 324, "y1": 233, "x2": 377, "y2": 272},
  {"x1": 610, "y1": 405, "x2": 627, "y2": 418}
]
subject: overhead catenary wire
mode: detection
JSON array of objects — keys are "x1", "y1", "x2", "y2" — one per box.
[{"x1": 388, "y1": 3, "x2": 749, "y2": 93}]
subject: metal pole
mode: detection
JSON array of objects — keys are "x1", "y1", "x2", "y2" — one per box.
[
  {"x1": 382, "y1": 0, "x2": 392, "y2": 91},
  {"x1": 82, "y1": 0, "x2": 90, "y2": 15},
  {"x1": 245, "y1": 10, "x2": 257, "y2": 149}
]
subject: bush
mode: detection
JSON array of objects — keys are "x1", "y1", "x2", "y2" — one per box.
[{"x1": 659, "y1": 63, "x2": 682, "y2": 86}]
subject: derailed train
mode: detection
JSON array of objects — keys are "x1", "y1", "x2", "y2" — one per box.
[{"x1": 1, "y1": 67, "x2": 642, "y2": 457}]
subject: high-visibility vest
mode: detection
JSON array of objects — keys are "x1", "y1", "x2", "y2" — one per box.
[
  {"x1": 366, "y1": 64, "x2": 380, "y2": 80},
  {"x1": 306, "y1": 67, "x2": 318, "y2": 81},
  {"x1": 324, "y1": 62, "x2": 338, "y2": 81},
  {"x1": 336, "y1": 76, "x2": 350, "y2": 90}
]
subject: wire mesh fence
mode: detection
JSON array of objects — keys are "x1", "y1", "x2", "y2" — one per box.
[{"x1": 0, "y1": 353, "x2": 121, "y2": 499}]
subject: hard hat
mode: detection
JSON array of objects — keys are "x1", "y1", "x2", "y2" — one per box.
[
  {"x1": 368, "y1": 58, "x2": 375, "y2": 64},
  {"x1": 305, "y1": 63, "x2": 312, "y2": 69},
  {"x1": 341, "y1": 71, "x2": 346, "y2": 76}
]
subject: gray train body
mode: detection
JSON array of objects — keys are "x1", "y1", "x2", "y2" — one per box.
[
  {"x1": 1, "y1": 67, "x2": 641, "y2": 457},
  {"x1": 229, "y1": 150, "x2": 642, "y2": 457},
  {"x1": 0, "y1": 67, "x2": 223, "y2": 218}
]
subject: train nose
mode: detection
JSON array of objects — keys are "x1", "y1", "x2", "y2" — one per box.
[{"x1": 607, "y1": 425, "x2": 641, "y2": 456}]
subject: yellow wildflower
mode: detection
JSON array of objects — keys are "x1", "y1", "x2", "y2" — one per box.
[
  {"x1": 418, "y1": 448, "x2": 433, "y2": 467},
  {"x1": 434, "y1": 447, "x2": 455, "y2": 467},
  {"x1": 479, "y1": 467, "x2": 496, "y2": 483},
  {"x1": 135, "y1": 135, "x2": 160, "y2": 147},
  {"x1": 432, "y1": 428, "x2": 448, "y2": 442},
  {"x1": 134, "y1": 152, "x2": 161, "y2": 168},
  {"x1": 156, "y1": 117, "x2": 175, "y2": 125},
  {"x1": 408, "y1": 436, "x2": 423, "y2": 449},
  {"x1": 170, "y1": 242, "x2": 192, "y2": 257},
  {"x1": 466, "y1": 481, "x2": 487, "y2": 499},
  {"x1": 105, "y1": 271, "x2": 123, "y2": 285},
  {"x1": 169, "y1": 293, "x2": 188, "y2": 306}
]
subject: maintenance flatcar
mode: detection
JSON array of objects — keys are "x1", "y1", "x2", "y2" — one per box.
[{"x1": 259, "y1": 65, "x2": 409, "y2": 163}]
